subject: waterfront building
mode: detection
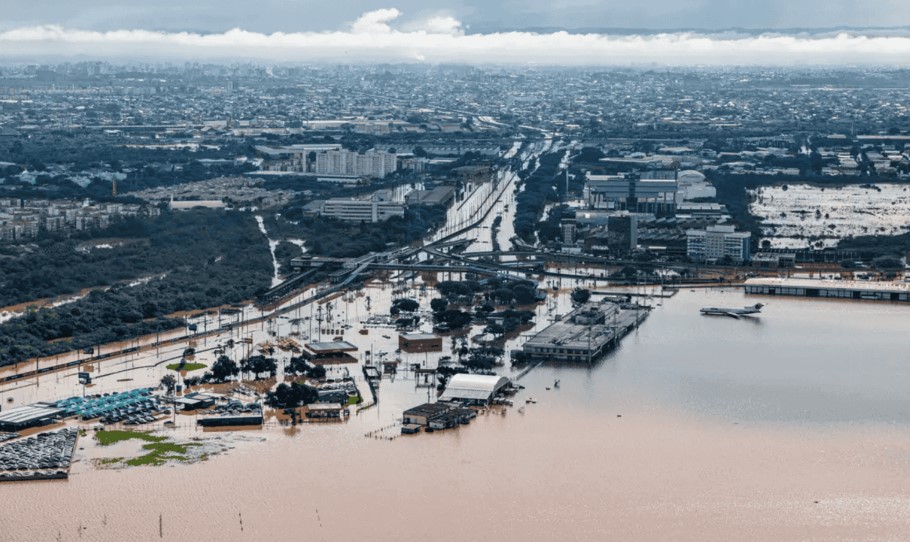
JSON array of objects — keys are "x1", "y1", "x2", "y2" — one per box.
[
  {"x1": 402, "y1": 402, "x2": 475, "y2": 428},
  {"x1": 745, "y1": 278, "x2": 910, "y2": 302},
  {"x1": 686, "y1": 225, "x2": 751, "y2": 262},
  {"x1": 521, "y1": 301, "x2": 649, "y2": 363},
  {"x1": 438, "y1": 374, "x2": 511, "y2": 405}
]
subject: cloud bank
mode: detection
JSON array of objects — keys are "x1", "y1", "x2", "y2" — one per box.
[{"x1": 1, "y1": 8, "x2": 909, "y2": 65}]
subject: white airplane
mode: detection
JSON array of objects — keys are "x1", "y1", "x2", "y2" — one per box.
[{"x1": 700, "y1": 303, "x2": 765, "y2": 319}]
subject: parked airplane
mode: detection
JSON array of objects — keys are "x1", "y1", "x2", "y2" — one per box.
[{"x1": 700, "y1": 303, "x2": 765, "y2": 318}]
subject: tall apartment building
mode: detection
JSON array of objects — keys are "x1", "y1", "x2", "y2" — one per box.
[
  {"x1": 686, "y1": 225, "x2": 751, "y2": 262},
  {"x1": 314, "y1": 149, "x2": 397, "y2": 179}
]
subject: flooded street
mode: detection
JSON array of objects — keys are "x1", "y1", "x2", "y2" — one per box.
[{"x1": 3, "y1": 288, "x2": 910, "y2": 540}]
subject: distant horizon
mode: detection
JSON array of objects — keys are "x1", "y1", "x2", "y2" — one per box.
[{"x1": 2, "y1": 9, "x2": 910, "y2": 67}]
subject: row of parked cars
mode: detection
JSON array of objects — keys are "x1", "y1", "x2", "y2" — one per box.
[
  {"x1": 100, "y1": 398, "x2": 169, "y2": 426},
  {"x1": 0, "y1": 428, "x2": 77, "y2": 481}
]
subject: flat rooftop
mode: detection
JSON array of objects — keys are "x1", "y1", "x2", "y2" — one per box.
[
  {"x1": 399, "y1": 333, "x2": 440, "y2": 341},
  {"x1": 745, "y1": 278, "x2": 910, "y2": 293},
  {"x1": 524, "y1": 303, "x2": 627, "y2": 351},
  {"x1": 0, "y1": 404, "x2": 64, "y2": 425},
  {"x1": 306, "y1": 341, "x2": 358, "y2": 353}
]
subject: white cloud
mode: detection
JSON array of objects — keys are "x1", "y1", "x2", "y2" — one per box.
[
  {"x1": 350, "y1": 8, "x2": 401, "y2": 34},
  {"x1": 407, "y1": 15, "x2": 464, "y2": 36},
  {"x1": 1, "y1": 9, "x2": 909, "y2": 65}
]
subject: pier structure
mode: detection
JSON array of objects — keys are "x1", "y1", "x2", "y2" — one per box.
[{"x1": 521, "y1": 300, "x2": 649, "y2": 364}]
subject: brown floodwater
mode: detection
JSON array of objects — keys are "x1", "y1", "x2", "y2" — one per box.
[{"x1": 3, "y1": 287, "x2": 910, "y2": 541}]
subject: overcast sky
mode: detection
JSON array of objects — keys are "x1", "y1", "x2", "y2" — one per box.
[
  {"x1": 1, "y1": 2, "x2": 909, "y2": 64},
  {"x1": 3, "y1": 0, "x2": 910, "y2": 33}
]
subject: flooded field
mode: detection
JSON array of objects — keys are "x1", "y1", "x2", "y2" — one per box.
[
  {"x1": 3, "y1": 288, "x2": 910, "y2": 540},
  {"x1": 749, "y1": 183, "x2": 910, "y2": 249}
]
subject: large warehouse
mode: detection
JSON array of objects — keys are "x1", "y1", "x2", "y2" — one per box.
[
  {"x1": 0, "y1": 404, "x2": 65, "y2": 432},
  {"x1": 439, "y1": 374, "x2": 511, "y2": 405}
]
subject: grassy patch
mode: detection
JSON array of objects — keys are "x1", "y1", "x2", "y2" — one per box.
[
  {"x1": 347, "y1": 395, "x2": 361, "y2": 406},
  {"x1": 95, "y1": 430, "x2": 205, "y2": 467},
  {"x1": 165, "y1": 362, "x2": 207, "y2": 372},
  {"x1": 95, "y1": 430, "x2": 166, "y2": 446},
  {"x1": 123, "y1": 441, "x2": 202, "y2": 467}
]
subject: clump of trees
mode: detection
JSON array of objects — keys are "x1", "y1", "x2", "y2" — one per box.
[
  {"x1": 266, "y1": 382, "x2": 319, "y2": 409},
  {"x1": 435, "y1": 278, "x2": 542, "y2": 307},
  {"x1": 571, "y1": 289, "x2": 592, "y2": 304},
  {"x1": 240, "y1": 355, "x2": 277, "y2": 380},
  {"x1": 434, "y1": 309, "x2": 474, "y2": 330},
  {"x1": 0, "y1": 209, "x2": 274, "y2": 367},
  {"x1": 268, "y1": 205, "x2": 447, "y2": 259},
  {"x1": 211, "y1": 355, "x2": 240, "y2": 382},
  {"x1": 390, "y1": 298, "x2": 420, "y2": 315},
  {"x1": 514, "y1": 150, "x2": 567, "y2": 244},
  {"x1": 0, "y1": 208, "x2": 273, "y2": 307},
  {"x1": 287, "y1": 356, "x2": 327, "y2": 379}
]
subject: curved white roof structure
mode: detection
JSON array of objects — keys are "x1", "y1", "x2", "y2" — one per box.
[
  {"x1": 677, "y1": 170, "x2": 706, "y2": 184},
  {"x1": 676, "y1": 170, "x2": 716, "y2": 202},
  {"x1": 440, "y1": 374, "x2": 510, "y2": 403}
]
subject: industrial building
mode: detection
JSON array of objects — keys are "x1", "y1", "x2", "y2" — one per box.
[
  {"x1": 584, "y1": 172, "x2": 678, "y2": 215},
  {"x1": 686, "y1": 225, "x2": 751, "y2": 263},
  {"x1": 521, "y1": 301, "x2": 649, "y2": 363},
  {"x1": 318, "y1": 198, "x2": 405, "y2": 223},
  {"x1": 438, "y1": 374, "x2": 512, "y2": 405},
  {"x1": 402, "y1": 402, "x2": 476, "y2": 430},
  {"x1": 0, "y1": 404, "x2": 65, "y2": 432},
  {"x1": 306, "y1": 403, "x2": 346, "y2": 420},
  {"x1": 168, "y1": 199, "x2": 225, "y2": 210},
  {"x1": 398, "y1": 333, "x2": 443, "y2": 353},
  {"x1": 405, "y1": 186, "x2": 456, "y2": 207},
  {"x1": 174, "y1": 392, "x2": 219, "y2": 411},
  {"x1": 745, "y1": 278, "x2": 910, "y2": 302},
  {"x1": 303, "y1": 341, "x2": 359, "y2": 364},
  {"x1": 197, "y1": 412, "x2": 263, "y2": 427}
]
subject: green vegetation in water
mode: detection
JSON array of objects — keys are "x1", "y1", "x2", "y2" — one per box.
[
  {"x1": 124, "y1": 442, "x2": 201, "y2": 467},
  {"x1": 346, "y1": 395, "x2": 361, "y2": 406},
  {"x1": 95, "y1": 430, "x2": 166, "y2": 446},
  {"x1": 94, "y1": 430, "x2": 202, "y2": 467},
  {"x1": 165, "y1": 362, "x2": 207, "y2": 372}
]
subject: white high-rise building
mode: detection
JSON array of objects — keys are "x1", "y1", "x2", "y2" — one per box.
[
  {"x1": 314, "y1": 149, "x2": 397, "y2": 179},
  {"x1": 686, "y1": 225, "x2": 751, "y2": 262}
]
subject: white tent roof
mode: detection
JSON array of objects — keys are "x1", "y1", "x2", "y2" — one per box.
[{"x1": 440, "y1": 374, "x2": 510, "y2": 402}]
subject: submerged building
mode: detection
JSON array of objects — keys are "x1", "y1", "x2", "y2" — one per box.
[
  {"x1": 438, "y1": 374, "x2": 511, "y2": 406},
  {"x1": 521, "y1": 300, "x2": 649, "y2": 364},
  {"x1": 745, "y1": 278, "x2": 910, "y2": 303}
]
